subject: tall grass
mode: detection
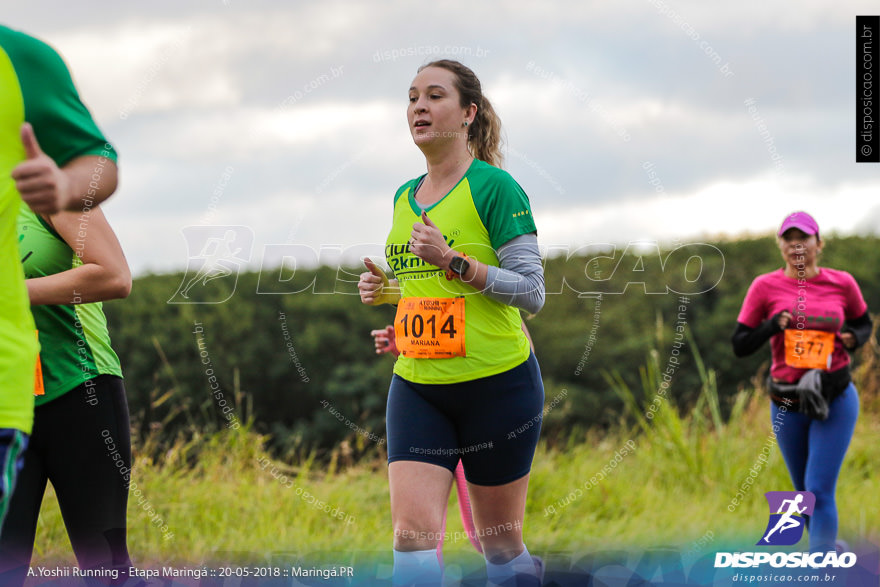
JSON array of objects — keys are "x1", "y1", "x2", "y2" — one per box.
[{"x1": 29, "y1": 332, "x2": 880, "y2": 568}]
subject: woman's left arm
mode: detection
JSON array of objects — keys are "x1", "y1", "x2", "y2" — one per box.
[
  {"x1": 840, "y1": 273, "x2": 872, "y2": 350},
  {"x1": 480, "y1": 234, "x2": 544, "y2": 315},
  {"x1": 841, "y1": 311, "x2": 872, "y2": 350},
  {"x1": 409, "y1": 213, "x2": 544, "y2": 314},
  {"x1": 409, "y1": 211, "x2": 490, "y2": 289},
  {"x1": 27, "y1": 206, "x2": 131, "y2": 306}
]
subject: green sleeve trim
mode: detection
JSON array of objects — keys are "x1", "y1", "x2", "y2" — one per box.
[
  {"x1": 468, "y1": 161, "x2": 537, "y2": 250},
  {"x1": 0, "y1": 26, "x2": 117, "y2": 167},
  {"x1": 34, "y1": 212, "x2": 63, "y2": 241}
]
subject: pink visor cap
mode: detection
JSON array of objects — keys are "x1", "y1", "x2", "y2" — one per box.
[{"x1": 778, "y1": 211, "x2": 819, "y2": 237}]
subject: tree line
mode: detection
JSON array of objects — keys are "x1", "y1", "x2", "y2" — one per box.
[{"x1": 103, "y1": 235, "x2": 880, "y2": 460}]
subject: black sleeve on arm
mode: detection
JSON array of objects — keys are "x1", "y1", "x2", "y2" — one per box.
[
  {"x1": 842, "y1": 311, "x2": 873, "y2": 349},
  {"x1": 731, "y1": 313, "x2": 785, "y2": 357}
]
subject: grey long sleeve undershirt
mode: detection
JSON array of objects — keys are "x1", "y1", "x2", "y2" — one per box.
[{"x1": 483, "y1": 233, "x2": 545, "y2": 315}]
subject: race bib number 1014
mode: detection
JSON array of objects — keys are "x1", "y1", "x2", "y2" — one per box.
[{"x1": 394, "y1": 297, "x2": 465, "y2": 359}]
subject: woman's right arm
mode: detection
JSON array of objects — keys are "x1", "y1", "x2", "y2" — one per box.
[
  {"x1": 358, "y1": 258, "x2": 401, "y2": 306},
  {"x1": 731, "y1": 311, "x2": 790, "y2": 357}
]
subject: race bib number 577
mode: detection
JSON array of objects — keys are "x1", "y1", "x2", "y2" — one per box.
[
  {"x1": 394, "y1": 297, "x2": 465, "y2": 359},
  {"x1": 784, "y1": 329, "x2": 834, "y2": 370}
]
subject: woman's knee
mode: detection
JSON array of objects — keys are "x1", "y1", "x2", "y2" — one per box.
[
  {"x1": 392, "y1": 523, "x2": 444, "y2": 551},
  {"x1": 804, "y1": 484, "x2": 836, "y2": 509}
]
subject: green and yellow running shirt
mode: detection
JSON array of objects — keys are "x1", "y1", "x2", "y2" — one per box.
[
  {"x1": 387, "y1": 158, "x2": 537, "y2": 384},
  {"x1": 0, "y1": 25, "x2": 117, "y2": 429},
  {"x1": 0, "y1": 38, "x2": 35, "y2": 433},
  {"x1": 19, "y1": 205, "x2": 123, "y2": 405}
]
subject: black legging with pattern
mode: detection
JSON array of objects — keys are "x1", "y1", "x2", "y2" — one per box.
[{"x1": 0, "y1": 375, "x2": 132, "y2": 587}]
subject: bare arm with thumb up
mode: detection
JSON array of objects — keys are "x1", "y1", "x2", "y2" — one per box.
[
  {"x1": 12, "y1": 123, "x2": 118, "y2": 213},
  {"x1": 358, "y1": 258, "x2": 401, "y2": 306}
]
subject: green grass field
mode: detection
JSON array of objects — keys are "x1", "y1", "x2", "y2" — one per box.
[{"x1": 29, "y1": 358, "x2": 880, "y2": 574}]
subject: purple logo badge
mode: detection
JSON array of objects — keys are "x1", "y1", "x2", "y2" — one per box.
[{"x1": 757, "y1": 491, "x2": 815, "y2": 546}]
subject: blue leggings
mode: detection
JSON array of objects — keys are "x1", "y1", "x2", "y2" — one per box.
[{"x1": 770, "y1": 383, "x2": 859, "y2": 552}]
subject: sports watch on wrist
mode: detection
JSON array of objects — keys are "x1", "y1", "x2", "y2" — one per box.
[{"x1": 445, "y1": 253, "x2": 471, "y2": 281}]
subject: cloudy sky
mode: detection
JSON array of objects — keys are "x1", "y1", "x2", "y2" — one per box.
[{"x1": 9, "y1": 0, "x2": 880, "y2": 276}]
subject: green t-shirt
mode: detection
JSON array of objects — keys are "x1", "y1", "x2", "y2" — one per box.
[
  {"x1": 19, "y1": 205, "x2": 123, "y2": 404},
  {"x1": 0, "y1": 25, "x2": 117, "y2": 431},
  {"x1": 387, "y1": 158, "x2": 537, "y2": 384}
]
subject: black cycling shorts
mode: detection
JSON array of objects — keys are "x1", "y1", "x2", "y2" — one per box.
[{"x1": 386, "y1": 353, "x2": 544, "y2": 486}]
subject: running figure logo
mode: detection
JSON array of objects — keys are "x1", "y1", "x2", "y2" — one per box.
[
  {"x1": 757, "y1": 491, "x2": 815, "y2": 546},
  {"x1": 168, "y1": 226, "x2": 254, "y2": 304}
]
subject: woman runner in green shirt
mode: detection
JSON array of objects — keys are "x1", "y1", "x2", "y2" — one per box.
[
  {"x1": 0, "y1": 25, "x2": 132, "y2": 586},
  {"x1": 360, "y1": 60, "x2": 546, "y2": 587}
]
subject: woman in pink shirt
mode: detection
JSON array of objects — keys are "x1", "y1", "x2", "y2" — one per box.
[{"x1": 732, "y1": 211, "x2": 872, "y2": 552}]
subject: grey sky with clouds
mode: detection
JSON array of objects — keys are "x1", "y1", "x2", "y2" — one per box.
[{"x1": 8, "y1": 0, "x2": 880, "y2": 275}]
